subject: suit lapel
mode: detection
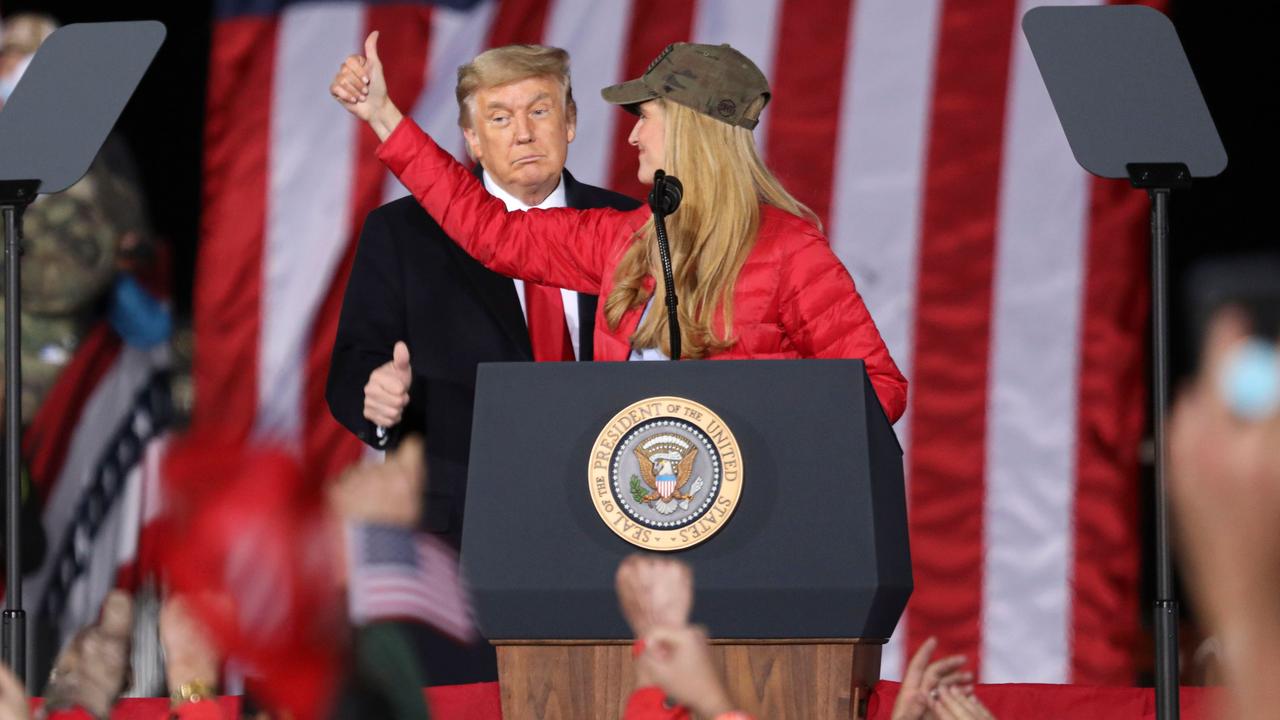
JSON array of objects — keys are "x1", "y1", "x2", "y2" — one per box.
[
  {"x1": 576, "y1": 293, "x2": 597, "y2": 361},
  {"x1": 444, "y1": 164, "x2": 532, "y2": 360},
  {"x1": 445, "y1": 242, "x2": 531, "y2": 359}
]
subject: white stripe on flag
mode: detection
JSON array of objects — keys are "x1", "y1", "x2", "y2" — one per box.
[
  {"x1": 140, "y1": 434, "x2": 169, "y2": 527},
  {"x1": 58, "y1": 463, "x2": 142, "y2": 643},
  {"x1": 114, "y1": 455, "x2": 145, "y2": 570},
  {"x1": 387, "y1": 0, "x2": 499, "y2": 205},
  {"x1": 25, "y1": 348, "x2": 154, "y2": 612},
  {"x1": 115, "y1": 437, "x2": 170, "y2": 575},
  {"x1": 543, "y1": 0, "x2": 633, "y2": 188},
  {"x1": 691, "y1": 0, "x2": 783, "y2": 154},
  {"x1": 23, "y1": 346, "x2": 163, "y2": 647},
  {"x1": 980, "y1": 0, "x2": 1095, "y2": 684},
  {"x1": 829, "y1": 0, "x2": 943, "y2": 681},
  {"x1": 255, "y1": 3, "x2": 364, "y2": 444}
]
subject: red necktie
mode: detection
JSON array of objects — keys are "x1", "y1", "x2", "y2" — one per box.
[{"x1": 525, "y1": 283, "x2": 575, "y2": 361}]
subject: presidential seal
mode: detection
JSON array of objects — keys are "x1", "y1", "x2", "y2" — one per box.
[{"x1": 588, "y1": 396, "x2": 742, "y2": 551}]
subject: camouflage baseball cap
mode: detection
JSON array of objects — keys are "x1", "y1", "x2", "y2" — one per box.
[{"x1": 601, "y1": 42, "x2": 770, "y2": 130}]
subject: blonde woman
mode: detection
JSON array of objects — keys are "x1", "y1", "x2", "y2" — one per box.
[{"x1": 332, "y1": 34, "x2": 908, "y2": 423}]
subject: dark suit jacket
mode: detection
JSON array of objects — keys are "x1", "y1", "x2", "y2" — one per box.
[{"x1": 326, "y1": 169, "x2": 639, "y2": 542}]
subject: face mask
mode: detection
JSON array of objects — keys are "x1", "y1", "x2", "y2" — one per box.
[{"x1": 0, "y1": 53, "x2": 34, "y2": 104}]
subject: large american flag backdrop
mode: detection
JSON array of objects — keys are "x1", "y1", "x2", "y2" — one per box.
[{"x1": 195, "y1": 0, "x2": 1159, "y2": 684}]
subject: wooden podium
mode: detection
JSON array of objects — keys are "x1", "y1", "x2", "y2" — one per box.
[
  {"x1": 493, "y1": 639, "x2": 884, "y2": 720},
  {"x1": 463, "y1": 360, "x2": 911, "y2": 720}
]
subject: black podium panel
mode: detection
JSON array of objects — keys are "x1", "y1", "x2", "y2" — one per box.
[{"x1": 461, "y1": 360, "x2": 910, "y2": 639}]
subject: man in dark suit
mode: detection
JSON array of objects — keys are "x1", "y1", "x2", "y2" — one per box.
[{"x1": 326, "y1": 44, "x2": 638, "y2": 684}]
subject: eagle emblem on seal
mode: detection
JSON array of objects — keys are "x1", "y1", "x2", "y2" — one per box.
[{"x1": 633, "y1": 434, "x2": 706, "y2": 515}]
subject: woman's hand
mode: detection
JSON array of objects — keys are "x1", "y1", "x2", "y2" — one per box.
[
  {"x1": 891, "y1": 636, "x2": 975, "y2": 720},
  {"x1": 330, "y1": 31, "x2": 403, "y2": 141}
]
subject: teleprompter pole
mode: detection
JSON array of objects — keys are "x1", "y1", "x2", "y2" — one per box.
[
  {"x1": 0, "y1": 179, "x2": 37, "y2": 680},
  {"x1": 1130, "y1": 163, "x2": 1189, "y2": 720}
]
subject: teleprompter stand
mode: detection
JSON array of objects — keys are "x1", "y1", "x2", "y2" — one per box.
[
  {"x1": 463, "y1": 360, "x2": 911, "y2": 719},
  {"x1": 0, "y1": 21, "x2": 164, "y2": 680},
  {"x1": 1024, "y1": 7, "x2": 1226, "y2": 719}
]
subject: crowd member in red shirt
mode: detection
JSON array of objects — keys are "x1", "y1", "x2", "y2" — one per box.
[
  {"x1": 330, "y1": 35, "x2": 907, "y2": 424},
  {"x1": 613, "y1": 554, "x2": 999, "y2": 720}
]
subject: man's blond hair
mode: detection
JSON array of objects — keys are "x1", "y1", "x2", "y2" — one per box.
[{"x1": 455, "y1": 44, "x2": 576, "y2": 129}]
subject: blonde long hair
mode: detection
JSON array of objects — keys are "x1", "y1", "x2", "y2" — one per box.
[{"x1": 603, "y1": 100, "x2": 818, "y2": 358}]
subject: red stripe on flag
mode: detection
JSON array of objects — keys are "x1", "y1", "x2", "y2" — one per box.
[
  {"x1": 302, "y1": 4, "x2": 436, "y2": 481},
  {"x1": 193, "y1": 17, "x2": 279, "y2": 443},
  {"x1": 906, "y1": 0, "x2": 1019, "y2": 674},
  {"x1": 605, "y1": 2, "x2": 697, "y2": 199},
  {"x1": 486, "y1": 0, "x2": 552, "y2": 47},
  {"x1": 1069, "y1": 176, "x2": 1148, "y2": 684},
  {"x1": 22, "y1": 323, "x2": 122, "y2": 501},
  {"x1": 766, "y1": 0, "x2": 856, "y2": 229}
]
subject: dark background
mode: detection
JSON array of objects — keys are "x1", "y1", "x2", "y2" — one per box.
[
  {"x1": 3, "y1": 0, "x2": 213, "y2": 317},
  {"x1": 3, "y1": 0, "x2": 1276, "y2": 683}
]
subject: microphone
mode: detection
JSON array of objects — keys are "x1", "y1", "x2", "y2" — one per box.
[
  {"x1": 648, "y1": 170, "x2": 683, "y2": 215},
  {"x1": 649, "y1": 170, "x2": 683, "y2": 360}
]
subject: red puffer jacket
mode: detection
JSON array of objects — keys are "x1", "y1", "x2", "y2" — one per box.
[{"x1": 377, "y1": 119, "x2": 907, "y2": 423}]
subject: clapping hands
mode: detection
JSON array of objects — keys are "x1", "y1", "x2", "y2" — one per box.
[{"x1": 891, "y1": 636, "x2": 990, "y2": 720}]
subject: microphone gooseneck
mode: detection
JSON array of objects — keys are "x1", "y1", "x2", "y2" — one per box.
[{"x1": 649, "y1": 170, "x2": 683, "y2": 360}]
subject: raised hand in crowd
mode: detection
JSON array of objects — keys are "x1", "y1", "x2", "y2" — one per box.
[
  {"x1": 890, "y1": 636, "x2": 975, "y2": 720},
  {"x1": 928, "y1": 685, "x2": 997, "y2": 720},
  {"x1": 615, "y1": 554, "x2": 694, "y2": 638},
  {"x1": 1170, "y1": 309, "x2": 1280, "y2": 720},
  {"x1": 160, "y1": 594, "x2": 221, "y2": 709},
  {"x1": 0, "y1": 664, "x2": 30, "y2": 720},
  {"x1": 330, "y1": 30, "x2": 403, "y2": 141},
  {"x1": 43, "y1": 589, "x2": 133, "y2": 718},
  {"x1": 329, "y1": 434, "x2": 425, "y2": 528},
  {"x1": 362, "y1": 341, "x2": 412, "y2": 430},
  {"x1": 636, "y1": 625, "x2": 736, "y2": 719}
]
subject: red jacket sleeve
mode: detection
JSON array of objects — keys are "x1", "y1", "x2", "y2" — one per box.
[
  {"x1": 622, "y1": 687, "x2": 691, "y2": 720},
  {"x1": 777, "y1": 224, "x2": 908, "y2": 424},
  {"x1": 376, "y1": 118, "x2": 647, "y2": 293}
]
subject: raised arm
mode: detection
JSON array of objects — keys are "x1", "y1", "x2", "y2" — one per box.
[{"x1": 332, "y1": 31, "x2": 645, "y2": 293}]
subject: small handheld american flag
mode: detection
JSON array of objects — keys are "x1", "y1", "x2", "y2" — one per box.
[{"x1": 346, "y1": 523, "x2": 476, "y2": 643}]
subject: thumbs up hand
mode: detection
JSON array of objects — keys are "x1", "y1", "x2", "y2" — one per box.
[
  {"x1": 364, "y1": 340, "x2": 413, "y2": 428},
  {"x1": 331, "y1": 30, "x2": 403, "y2": 141}
]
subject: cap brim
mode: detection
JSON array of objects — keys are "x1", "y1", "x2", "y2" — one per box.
[{"x1": 600, "y1": 78, "x2": 659, "y2": 113}]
